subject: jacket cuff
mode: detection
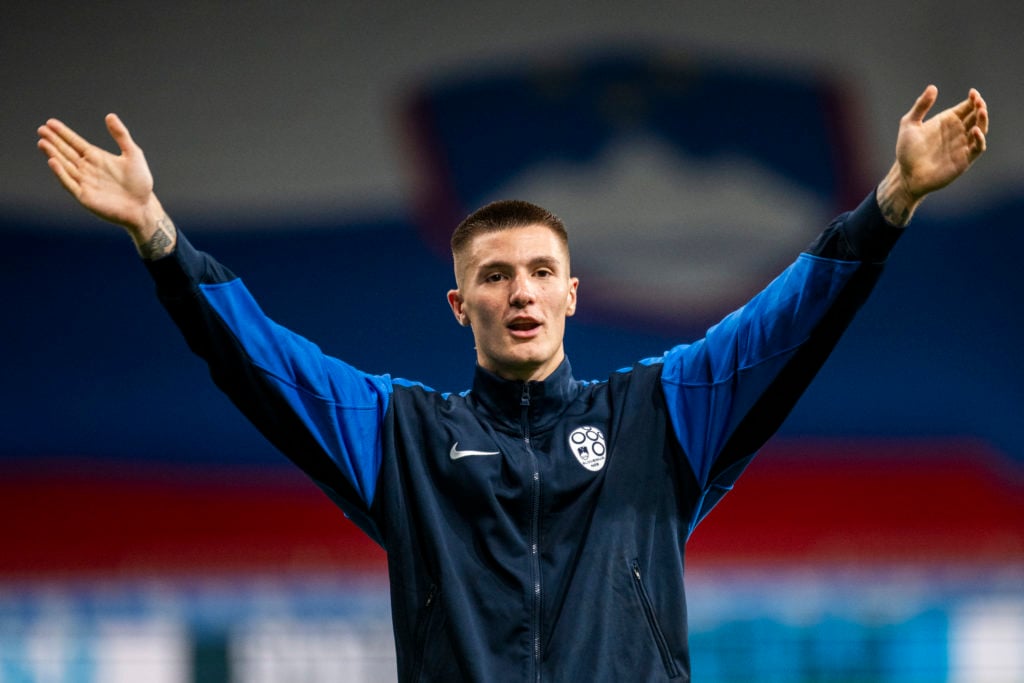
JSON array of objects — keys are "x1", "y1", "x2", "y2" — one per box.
[
  {"x1": 143, "y1": 231, "x2": 205, "y2": 296},
  {"x1": 840, "y1": 188, "x2": 906, "y2": 264}
]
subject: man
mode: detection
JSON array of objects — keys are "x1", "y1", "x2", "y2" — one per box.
[{"x1": 38, "y1": 85, "x2": 987, "y2": 682}]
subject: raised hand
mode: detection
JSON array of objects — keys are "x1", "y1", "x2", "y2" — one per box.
[
  {"x1": 37, "y1": 114, "x2": 175, "y2": 257},
  {"x1": 878, "y1": 86, "x2": 989, "y2": 226},
  {"x1": 897, "y1": 86, "x2": 987, "y2": 196}
]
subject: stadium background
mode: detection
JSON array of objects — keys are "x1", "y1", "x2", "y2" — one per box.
[{"x1": 2, "y1": 2, "x2": 1022, "y2": 681}]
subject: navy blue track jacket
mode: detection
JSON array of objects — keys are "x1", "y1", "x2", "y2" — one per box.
[{"x1": 146, "y1": 191, "x2": 901, "y2": 682}]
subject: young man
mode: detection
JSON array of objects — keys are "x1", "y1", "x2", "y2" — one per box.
[{"x1": 38, "y1": 85, "x2": 987, "y2": 682}]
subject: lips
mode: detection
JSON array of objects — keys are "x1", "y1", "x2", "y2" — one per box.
[{"x1": 507, "y1": 317, "x2": 542, "y2": 337}]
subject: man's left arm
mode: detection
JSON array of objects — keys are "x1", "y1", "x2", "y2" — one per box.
[{"x1": 662, "y1": 86, "x2": 988, "y2": 525}]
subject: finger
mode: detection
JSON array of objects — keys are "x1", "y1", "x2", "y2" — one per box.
[
  {"x1": 38, "y1": 123, "x2": 85, "y2": 166},
  {"x1": 905, "y1": 84, "x2": 938, "y2": 123},
  {"x1": 950, "y1": 94, "x2": 976, "y2": 122},
  {"x1": 962, "y1": 106, "x2": 980, "y2": 132},
  {"x1": 37, "y1": 122, "x2": 91, "y2": 171},
  {"x1": 44, "y1": 118, "x2": 91, "y2": 156},
  {"x1": 970, "y1": 128, "x2": 987, "y2": 158},
  {"x1": 972, "y1": 90, "x2": 989, "y2": 135},
  {"x1": 45, "y1": 155, "x2": 82, "y2": 196},
  {"x1": 104, "y1": 113, "x2": 136, "y2": 156},
  {"x1": 959, "y1": 91, "x2": 988, "y2": 138},
  {"x1": 38, "y1": 138, "x2": 83, "y2": 185},
  {"x1": 37, "y1": 130, "x2": 75, "y2": 175}
]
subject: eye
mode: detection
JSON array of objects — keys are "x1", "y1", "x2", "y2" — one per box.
[
  {"x1": 484, "y1": 272, "x2": 506, "y2": 283},
  {"x1": 534, "y1": 268, "x2": 554, "y2": 278}
]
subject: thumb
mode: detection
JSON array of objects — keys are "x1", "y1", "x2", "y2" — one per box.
[
  {"x1": 904, "y1": 85, "x2": 938, "y2": 124},
  {"x1": 105, "y1": 113, "x2": 138, "y2": 156}
]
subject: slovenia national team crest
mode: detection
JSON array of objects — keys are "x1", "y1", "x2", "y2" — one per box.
[{"x1": 568, "y1": 426, "x2": 607, "y2": 471}]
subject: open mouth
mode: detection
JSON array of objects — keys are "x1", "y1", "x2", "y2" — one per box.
[{"x1": 507, "y1": 319, "x2": 541, "y2": 336}]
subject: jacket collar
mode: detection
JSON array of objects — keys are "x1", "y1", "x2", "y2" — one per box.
[{"x1": 470, "y1": 358, "x2": 581, "y2": 433}]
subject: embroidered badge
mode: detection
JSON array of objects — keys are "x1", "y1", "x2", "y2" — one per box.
[{"x1": 568, "y1": 426, "x2": 607, "y2": 471}]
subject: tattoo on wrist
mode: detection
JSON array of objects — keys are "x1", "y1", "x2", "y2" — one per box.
[
  {"x1": 876, "y1": 174, "x2": 914, "y2": 228},
  {"x1": 138, "y1": 216, "x2": 176, "y2": 259},
  {"x1": 877, "y1": 192, "x2": 911, "y2": 227}
]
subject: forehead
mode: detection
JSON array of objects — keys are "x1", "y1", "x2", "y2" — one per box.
[{"x1": 460, "y1": 224, "x2": 570, "y2": 269}]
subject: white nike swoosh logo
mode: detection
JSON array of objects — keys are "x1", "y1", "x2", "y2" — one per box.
[{"x1": 449, "y1": 443, "x2": 500, "y2": 460}]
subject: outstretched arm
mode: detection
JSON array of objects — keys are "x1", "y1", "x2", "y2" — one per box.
[
  {"x1": 37, "y1": 115, "x2": 177, "y2": 259},
  {"x1": 876, "y1": 85, "x2": 989, "y2": 226},
  {"x1": 39, "y1": 115, "x2": 388, "y2": 533}
]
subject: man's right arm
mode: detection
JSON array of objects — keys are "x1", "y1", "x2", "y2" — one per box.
[
  {"x1": 38, "y1": 115, "x2": 389, "y2": 541},
  {"x1": 146, "y1": 231, "x2": 390, "y2": 541}
]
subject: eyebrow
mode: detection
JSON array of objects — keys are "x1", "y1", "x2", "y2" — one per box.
[{"x1": 475, "y1": 255, "x2": 562, "y2": 272}]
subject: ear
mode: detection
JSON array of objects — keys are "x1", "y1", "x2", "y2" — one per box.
[
  {"x1": 447, "y1": 289, "x2": 469, "y2": 326},
  {"x1": 565, "y1": 277, "x2": 579, "y2": 317}
]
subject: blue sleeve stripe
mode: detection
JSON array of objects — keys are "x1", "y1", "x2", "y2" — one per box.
[
  {"x1": 660, "y1": 254, "x2": 860, "y2": 487},
  {"x1": 200, "y1": 279, "x2": 391, "y2": 508}
]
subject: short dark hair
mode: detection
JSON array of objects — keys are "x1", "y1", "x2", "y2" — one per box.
[{"x1": 451, "y1": 199, "x2": 569, "y2": 260}]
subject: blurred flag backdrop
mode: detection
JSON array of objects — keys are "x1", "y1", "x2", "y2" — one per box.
[{"x1": 2, "y1": 53, "x2": 1021, "y2": 682}]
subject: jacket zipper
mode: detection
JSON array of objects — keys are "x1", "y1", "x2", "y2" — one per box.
[
  {"x1": 411, "y1": 584, "x2": 439, "y2": 683},
  {"x1": 631, "y1": 559, "x2": 681, "y2": 678},
  {"x1": 521, "y1": 383, "x2": 542, "y2": 683}
]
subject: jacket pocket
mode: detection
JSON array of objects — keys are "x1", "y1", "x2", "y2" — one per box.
[
  {"x1": 411, "y1": 584, "x2": 441, "y2": 683},
  {"x1": 630, "y1": 559, "x2": 681, "y2": 679}
]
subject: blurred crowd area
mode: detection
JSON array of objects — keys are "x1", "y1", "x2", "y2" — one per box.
[{"x1": 2, "y1": 570, "x2": 1022, "y2": 683}]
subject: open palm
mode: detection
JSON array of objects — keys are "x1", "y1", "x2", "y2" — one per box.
[
  {"x1": 37, "y1": 114, "x2": 155, "y2": 230},
  {"x1": 895, "y1": 86, "x2": 988, "y2": 200}
]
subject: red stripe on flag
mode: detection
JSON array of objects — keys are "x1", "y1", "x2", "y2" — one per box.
[
  {"x1": 688, "y1": 438, "x2": 1024, "y2": 568},
  {"x1": 2, "y1": 439, "x2": 1021, "y2": 578}
]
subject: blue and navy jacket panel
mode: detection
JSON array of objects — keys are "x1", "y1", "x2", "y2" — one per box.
[{"x1": 146, "y1": 191, "x2": 899, "y2": 682}]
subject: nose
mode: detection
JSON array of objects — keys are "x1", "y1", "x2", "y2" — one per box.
[{"x1": 509, "y1": 274, "x2": 535, "y2": 308}]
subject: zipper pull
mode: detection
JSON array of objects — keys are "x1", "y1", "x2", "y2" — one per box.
[{"x1": 520, "y1": 383, "x2": 532, "y2": 444}]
